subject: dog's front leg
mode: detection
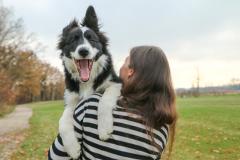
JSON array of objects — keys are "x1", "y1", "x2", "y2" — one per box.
[
  {"x1": 59, "y1": 90, "x2": 81, "y2": 159},
  {"x1": 98, "y1": 83, "x2": 122, "y2": 140}
]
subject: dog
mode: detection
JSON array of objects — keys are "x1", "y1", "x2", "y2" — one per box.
[{"x1": 58, "y1": 6, "x2": 121, "y2": 159}]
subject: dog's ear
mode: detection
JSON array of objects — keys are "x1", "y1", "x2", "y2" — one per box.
[
  {"x1": 82, "y1": 6, "x2": 99, "y2": 32},
  {"x1": 62, "y1": 19, "x2": 79, "y2": 35},
  {"x1": 58, "y1": 19, "x2": 79, "y2": 50}
]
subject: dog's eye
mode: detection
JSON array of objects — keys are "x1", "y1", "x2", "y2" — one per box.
[
  {"x1": 85, "y1": 34, "x2": 92, "y2": 40},
  {"x1": 74, "y1": 35, "x2": 80, "y2": 40}
]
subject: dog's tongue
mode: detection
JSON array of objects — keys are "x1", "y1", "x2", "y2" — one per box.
[{"x1": 79, "y1": 60, "x2": 90, "y2": 81}]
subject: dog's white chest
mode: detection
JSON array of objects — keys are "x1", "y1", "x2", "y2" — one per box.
[{"x1": 79, "y1": 82, "x2": 94, "y2": 98}]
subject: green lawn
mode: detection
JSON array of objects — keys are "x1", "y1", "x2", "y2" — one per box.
[
  {"x1": 172, "y1": 94, "x2": 240, "y2": 160},
  {"x1": 11, "y1": 94, "x2": 240, "y2": 160},
  {"x1": 11, "y1": 101, "x2": 64, "y2": 160}
]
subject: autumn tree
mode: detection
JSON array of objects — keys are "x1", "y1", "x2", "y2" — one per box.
[
  {"x1": 0, "y1": 5, "x2": 64, "y2": 106},
  {"x1": 0, "y1": 46, "x2": 65, "y2": 104},
  {"x1": 39, "y1": 62, "x2": 65, "y2": 101},
  {"x1": 13, "y1": 50, "x2": 42, "y2": 103},
  {"x1": 0, "y1": 46, "x2": 17, "y2": 105}
]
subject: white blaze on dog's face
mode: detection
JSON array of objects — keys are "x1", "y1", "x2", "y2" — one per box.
[
  {"x1": 70, "y1": 26, "x2": 101, "y2": 82},
  {"x1": 59, "y1": 6, "x2": 110, "y2": 83},
  {"x1": 59, "y1": 20, "x2": 104, "y2": 83}
]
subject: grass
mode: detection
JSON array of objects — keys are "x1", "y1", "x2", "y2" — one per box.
[
  {"x1": 11, "y1": 94, "x2": 240, "y2": 160},
  {"x1": 171, "y1": 94, "x2": 240, "y2": 160},
  {"x1": 10, "y1": 101, "x2": 64, "y2": 160}
]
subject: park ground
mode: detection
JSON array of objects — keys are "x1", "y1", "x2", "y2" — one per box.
[{"x1": 4, "y1": 94, "x2": 240, "y2": 160}]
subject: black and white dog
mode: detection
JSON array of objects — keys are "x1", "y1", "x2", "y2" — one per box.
[{"x1": 58, "y1": 6, "x2": 121, "y2": 159}]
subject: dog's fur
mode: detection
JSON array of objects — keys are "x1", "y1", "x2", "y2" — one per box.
[{"x1": 58, "y1": 6, "x2": 121, "y2": 158}]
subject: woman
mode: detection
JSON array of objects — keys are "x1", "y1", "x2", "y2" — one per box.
[{"x1": 48, "y1": 46, "x2": 177, "y2": 160}]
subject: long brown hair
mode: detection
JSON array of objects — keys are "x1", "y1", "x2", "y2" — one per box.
[{"x1": 118, "y1": 46, "x2": 177, "y2": 158}]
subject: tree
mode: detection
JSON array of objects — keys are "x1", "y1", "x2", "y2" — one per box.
[
  {"x1": 0, "y1": 6, "x2": 24, "y2": 47},
  {"x1": 191, "y1": 67, "x2": 201, "y2": 97},
  {"x1": 0, "y1": 69, "x2": 16, "y2": 105},
  {"x1": 39, "y1": 63, "x2": 64, "y2": 101},
  {"x1": 0, "y1": 5, "x2": 64, "y2": 105},
  {"x1": 14, "y1": 51, "x2": 42, "y2": 103}
]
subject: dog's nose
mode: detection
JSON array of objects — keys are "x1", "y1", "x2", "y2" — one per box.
[{"x1": 78, "y1": 49, "x2": 89, "y2": 57}]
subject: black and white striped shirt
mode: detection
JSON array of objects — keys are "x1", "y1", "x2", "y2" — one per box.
[{"x1": 48, "y1": 93, "x2": 169, "y2": 160}]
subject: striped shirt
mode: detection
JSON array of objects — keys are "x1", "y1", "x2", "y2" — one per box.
[{"x1": 48, "y1": 93, "x2": 169, "y2": 160}]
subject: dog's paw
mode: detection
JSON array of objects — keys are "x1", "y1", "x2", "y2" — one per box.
[
  {"x1": 98, "y1": 110, "x2": 114, "y2": 140},
  {"x1": 64, "y1": 139, "x2": 81, "y2": 159},
  {"x1": 98, "y1": 83, "x2": 121, "y2": 141}
]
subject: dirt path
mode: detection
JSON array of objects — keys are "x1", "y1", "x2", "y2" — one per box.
[{"x1": 0, "y1": 105, "x2": 32, "y2": 160}]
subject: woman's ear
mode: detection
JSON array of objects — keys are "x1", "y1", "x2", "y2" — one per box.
[{"x1": 128, "y1": 68, "x2": 134, "y2": 78}]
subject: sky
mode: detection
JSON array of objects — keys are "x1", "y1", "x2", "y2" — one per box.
[{"x1": 2, "y1": 0, "x2": 240, "y2": 88}]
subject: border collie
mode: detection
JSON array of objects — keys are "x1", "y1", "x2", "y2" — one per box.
[{"x1": 58, "y1": 6, "x2": 121, "y2": 159}]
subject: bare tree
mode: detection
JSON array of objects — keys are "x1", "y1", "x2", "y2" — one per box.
[
  {"x1": 0, "y1": 6, "x2": 24, "y2": 47},
  {"x1": 0, "y1": 5, "x2": 43, "y2": 51},
  {"x1": 191, "y1": 67, "x2": 201, "y2": 97},
  {"x1": 196, "y1": 67, "x2": 200, "y2": 96}
]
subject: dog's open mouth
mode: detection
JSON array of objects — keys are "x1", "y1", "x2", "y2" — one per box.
[{"x1": 74, "y1": 59, "x2": 93, "y2": 82}]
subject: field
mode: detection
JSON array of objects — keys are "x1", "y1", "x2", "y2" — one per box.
[{"x1": 11, "y1": 94, "x2": 240, "y2": 160}]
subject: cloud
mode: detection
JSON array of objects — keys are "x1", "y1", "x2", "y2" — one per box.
[
  {"x1": 169, "y1": 58, "x2": 240, "y2": 88},
  {"x1": 166, "y1": 25, "x2": 240, "y2": 62},
  {"x1": 3, "y1": 0, "x2": 240, "y2": 88}
]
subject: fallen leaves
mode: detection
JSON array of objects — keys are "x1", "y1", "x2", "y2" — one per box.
[{"x1": 0, "y1": 131, "x2": 27, "y2": 159}]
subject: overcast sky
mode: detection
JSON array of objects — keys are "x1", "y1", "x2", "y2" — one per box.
[{"x1": 3, "y1": 0, "x2": 240, "y2": 88}]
